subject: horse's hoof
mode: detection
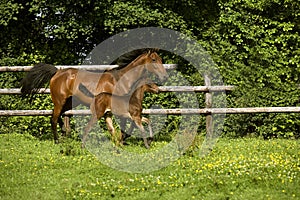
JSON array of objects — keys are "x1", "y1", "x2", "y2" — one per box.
[
  {"x1": 54, "y1": 139, "x2": 59, "y2": 144},
  {"x1": 81, "y1": 143, "x2": 85, "y2": 149}
]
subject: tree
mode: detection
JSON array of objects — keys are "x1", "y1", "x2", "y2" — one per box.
[{"x1": 202, "y1": 0, "x2": 300, "y2": 138}]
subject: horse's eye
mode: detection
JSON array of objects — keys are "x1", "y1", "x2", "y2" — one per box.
[{"x1": 152, "y1": 58, "x2": 156, "y2": 62}]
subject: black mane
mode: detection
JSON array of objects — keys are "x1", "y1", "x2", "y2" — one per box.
[{"x1": 108, "y1": 48, "x2": 158, "y2": 71}]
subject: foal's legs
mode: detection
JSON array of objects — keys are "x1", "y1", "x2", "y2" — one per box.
[
  {"x1": 141, "y1": 117, "x2": 154, "y2": 145},
  {"x1": 132, "y1": 117, "x2": 150, "y2": 149},
  {"x1": 82, "y1": 100, "x2": 107, "y2": 148},
  {"x1": 124, "y1": 117, "x2": 153, "y2": 146},
  {"x1": 120, "y1": 118, "x2": 130, "y2": 144},
  {"x1": 82, "y1": 113, "x2": 98, "y2": 148},
  {"x1": 104, "y1": 112, "x2": 115, "y2": 134}
]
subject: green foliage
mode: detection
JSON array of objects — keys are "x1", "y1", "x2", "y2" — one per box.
[
  {"x1": 103, "y1": 1, "x2": 191, "y2": 35},
  {"x1": 0, "y1": 0, "x2": 22, "y2": 26},
  {"x1": 201, "y1": 0, "x2": 300, "y2": 138}
]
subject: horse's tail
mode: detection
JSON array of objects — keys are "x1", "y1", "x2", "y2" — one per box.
[{"x1": 21, "y1": 63, "x2": 58, "y2": 100}]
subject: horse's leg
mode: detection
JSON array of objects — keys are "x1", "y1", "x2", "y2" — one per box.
[
  {"x1": 120, "y1": 118, "x2": 130, "y2": 144},
  {"x1": 142, "y1": 117, "x2": 154, "y2": 145},
  {"x1": 141, "y1": 117, "x2": 152, "y2": 137},
  {"x1": 127, "y1": 120, "x2": 138, "y2": 136},
  {"x1": 82, "y1": 99, "x2": 107, "y2": 148},
  {"x1": 132, "y1": 117, "x2": 149, "y2": 149},
  {"x1": 82, "y1": 113, "x2": 98, "y2": 148},
  {"x1": 126, "y1": 118, "x2": 152, "y2": 138},
  {"x1": 56, "y1": 115, "x2": 70, "y2": 137},
  {"x1": 105, "y1": 112, "x2": 117, "y2": 144},
  {"x1": 51, "y1": 105, "x2": 63, "y2": 143},
  {"x1": 60, "y1": 97, "x2": 76, "y2": 136},
  {"x1": 57, "y1": 116, "x2": 65, "y2": 132}
]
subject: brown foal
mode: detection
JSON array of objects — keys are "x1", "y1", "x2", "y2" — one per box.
[{"x1": 82, "y1": 79, "x2": 159, "y2": 148}]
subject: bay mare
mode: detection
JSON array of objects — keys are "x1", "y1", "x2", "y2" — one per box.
[{"x1": 21, "y1": 49, "x2": 168, "y2": 145}]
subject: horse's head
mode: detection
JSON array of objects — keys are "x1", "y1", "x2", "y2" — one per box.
[
  {"x1": 134, "y1": 78, "x2": 159, "y2": 94},
  {"x1": 140, "y1": 51, "x2": 168, "y2": 82},
  {"x1": 145, "y1": 83, "x2": 159, "y2": 94}
]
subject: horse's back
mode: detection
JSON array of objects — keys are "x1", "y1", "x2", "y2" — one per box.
[{"x1": 50, "y1": 68, "x2": 101, "y2": 105}]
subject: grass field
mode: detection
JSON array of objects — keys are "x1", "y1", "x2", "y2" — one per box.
[{"x1": 1, "y1": 133, "x2": 299, "y2": 200}]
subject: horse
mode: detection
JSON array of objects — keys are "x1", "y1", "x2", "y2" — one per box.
[
  {"x1": 21, "y1": 49, "x2": 168, "y2": 144},
  {"x1": 81, "y1": 78, "x2": 159, "y2": 148}
]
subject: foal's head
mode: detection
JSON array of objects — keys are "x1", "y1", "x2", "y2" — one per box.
[{"x1": 143, "y1": 82, "x2": 159, "y2": 94}]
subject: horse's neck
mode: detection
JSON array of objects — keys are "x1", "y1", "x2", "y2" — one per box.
[
  {"x1": 130, "y1": 84, "x2": 148, "y2": 107},
  {"x1": 112, "y1": 60, "x2": 146, "y2": 95},
  {"x1": 118, "y1": 58, "x2": 145, "y2": 79}
]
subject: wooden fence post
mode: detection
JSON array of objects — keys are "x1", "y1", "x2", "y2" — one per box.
[
  {"x1": 63, "y1": 115, "x2": 71, "y2": 135},
  {"x1": 204, "y1": 74, "x2": 213, "y2": 139}
]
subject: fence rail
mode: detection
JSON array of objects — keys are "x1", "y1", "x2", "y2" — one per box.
[
  {"x1": 0, "y1": 107, "x2": 299, "y2": 116},
  {"x1": 0, "y1": 86, "x2": 235, "y2": 94},
  {"x1": 0, "y1": 64, "x2": 177, "y2": 72}
]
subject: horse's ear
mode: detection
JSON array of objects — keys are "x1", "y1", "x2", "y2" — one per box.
[
  {"x1": 145, "y1": 48, "x2": 159, "y2": 55},
  {"x1": 153, "y1": 48, "x2": 159, "y2": 52},
  {"x1": 147, "y1": 50, "x2": 152, "y2": 55}
]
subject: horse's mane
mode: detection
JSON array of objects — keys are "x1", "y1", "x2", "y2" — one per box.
[{"x1": 107, "y1": 48, "x2": 158, "y2": 72}]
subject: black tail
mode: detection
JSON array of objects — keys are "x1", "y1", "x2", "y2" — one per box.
[{"x1": 21, "y1": 63, "x2": 58, "y2": 101}]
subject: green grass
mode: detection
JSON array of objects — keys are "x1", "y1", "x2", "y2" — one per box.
[{"x1": 0, "y1": 133, "x2": 299, "y2": 200}]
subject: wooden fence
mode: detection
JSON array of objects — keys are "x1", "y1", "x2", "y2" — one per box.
[{"x1": 1, "y1": 65, "x2": 300, "y2": 135}]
